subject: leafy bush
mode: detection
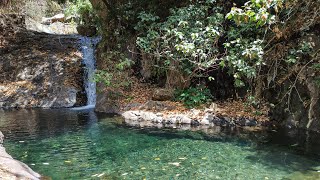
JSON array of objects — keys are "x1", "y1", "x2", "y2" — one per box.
[
  {"x1": 175, "y1": 86, "x2": 212, "y2": 108},
  {"x1": 93, "y1": 70, "x2": 113, "y2": 87},
  {"x1": 286, "y1": 41, "x2": 314, "y2": 64},
  {"x1": 222, "y1": 0, "x2": 285, "y2": 87},
  {"x1": 65, "y1": 0, "x2": 97, "y2": 26},
  {"x1": 134, "y1": 0, "x2": 289, "y2": 88},
  {"x1": 135, "y1": 0, "x2": 224, "y2": 83}
]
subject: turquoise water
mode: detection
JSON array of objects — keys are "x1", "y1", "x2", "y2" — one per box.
[{"x1": 1, "y1": 109, "x2": 320, "y2": 179}]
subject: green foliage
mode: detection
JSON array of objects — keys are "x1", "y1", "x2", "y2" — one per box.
[
  {"x1": 135, "y1": 0, "x2": 287, "y2": 88},
  {"x1": 222, "y1": 0, "x2": 285, "y2": 87},
  {"x1": 286, "y1": 41, "x2": 313, "y2": 64},
  {"x1": 65, "y1": 0, "x2": 97, "y2": 26},
  {"x1": 93, "y1": 70, "x2": 113, "y2": 87},
  {"x1": 116, "y1": 58, "x2": 135, "y2": 71},
  {"x1": 135, "y1": 0, "x2": 224, "y2": 80},
  {"x1": 226, "y1": 0, "x2": 283, "y2": 27},
  {"x1": 245, "y1": 95, "x2": 259, "y2": 107},
  {"x1": 313, "y1": 63, "x2": 320, "y2": 70},
  {"x1": 222, "y1": 38, "x2": 264, "y2": 87},
  {"x1": 174, "y1": 86, "x2": 212, "y2": 108},
  {"x1": 93, "y1": 52, "x2": 134, "y2": 89}
]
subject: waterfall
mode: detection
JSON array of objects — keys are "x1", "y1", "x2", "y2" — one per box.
[{"x1": 78, "y1": 36, "x2": 101, "y2": 108}]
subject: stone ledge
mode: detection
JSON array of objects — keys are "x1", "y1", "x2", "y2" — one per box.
[{"x1": 122, "y1": 110, "x2": 268, "y2": 128}]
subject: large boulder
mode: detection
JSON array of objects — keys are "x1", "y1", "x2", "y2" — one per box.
[{"x1": 152, "y1": 89, "x2": 174, "y2": 101}]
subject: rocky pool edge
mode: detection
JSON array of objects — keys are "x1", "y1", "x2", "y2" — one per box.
[{"x1": 0, "y1": 131, "x2": 41, "y2": 180}]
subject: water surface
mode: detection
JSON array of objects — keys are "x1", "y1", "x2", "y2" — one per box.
[{"x1": 1, "y1": 109, "x2": 320, "y2": 179}]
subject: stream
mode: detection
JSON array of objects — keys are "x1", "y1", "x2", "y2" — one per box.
[{"x1": 1, "y1": 109, "x2": 320, "y2": 179}]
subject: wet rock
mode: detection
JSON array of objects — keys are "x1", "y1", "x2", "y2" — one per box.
[
  {"x1": 191, "y1": 119, "x2": 200, "y2": 126},
  {"x1": 152, "y1": 88, "x2": 174, "y2": 101},
  {"x1": 246, "y1": 119, "x2": 258, "y2": 126},
  {"x1": 212, "y1": 116, "x2": 229, "y2": 126},
  {"x1": 77, "y1": 25, "x2": 97, "y2": 37},
  {"x1": 237, "y1": 117, "x2": 247, "y2": 126},
  {"x1": 236, "y1": 118, "x2": 258, "y2": 127}
]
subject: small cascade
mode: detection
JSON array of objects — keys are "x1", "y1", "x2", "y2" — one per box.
[{"x1": 78, "y1": 36, "x2": 101, "y2": 108}]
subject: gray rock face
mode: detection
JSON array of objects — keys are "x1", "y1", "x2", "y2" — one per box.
[
  {"x1": 0, "y1": 131, "x2": 41, "y2": 180},
  {"x1": 0, "y1": 14, "x2": 86, "y2": 108},
  {"x1": 95, "y1": 92, "x2": 120, "y2": 113},
  {"x1": 122, "y1": 110, "x2": 265, "y2": 129},
  {"x1": 122, "y1": 111, "x2": 207, "y2": 125}
]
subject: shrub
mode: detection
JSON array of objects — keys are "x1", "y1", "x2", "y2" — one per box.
[
  {"x1": 65, "y1": 0, "x2": 98, "y2": 26},
  {"x1": 135, "y1": 0, "x2": 224, "y2": 85},
  {"x1": 175, "y1": 86, "x2": 213, "y2": 108}
]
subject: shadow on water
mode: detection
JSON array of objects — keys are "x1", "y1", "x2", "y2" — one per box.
[{"x1": 1, "y1": 109, "x2": 320, "y2": 179}]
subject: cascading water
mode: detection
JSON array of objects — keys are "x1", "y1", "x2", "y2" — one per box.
[{"x1": 77, "y1": 36, "x2": 101, "y2": 109}]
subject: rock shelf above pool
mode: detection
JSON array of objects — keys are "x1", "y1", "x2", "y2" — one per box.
[
  {"x1": 0, "y1": 131, "x2": 41, "y2": 180},
  {"x1": 0, "y1": 14, "x2": 87, "y2": 108}
]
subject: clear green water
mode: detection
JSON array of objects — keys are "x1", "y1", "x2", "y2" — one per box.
[{"x1": 1, "y1": 109, "x2": 320, "y2": 179}]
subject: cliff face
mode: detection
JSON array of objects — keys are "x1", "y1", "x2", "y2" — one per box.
[
  {"x1": 0, "y1": 14, "x2": 86, "y2": 108},
  {"x1": 266, "y1": 32, "x2": 320, "y2": 131},
  {"x1": 260, "y1": 0, "x2": 320, "y2": 131}
]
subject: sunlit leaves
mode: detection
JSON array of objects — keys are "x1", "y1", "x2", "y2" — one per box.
[
  {"x1": 135, "y1": 1, "x2": 224, "y2": 79},
  {"x1": 226, "y1": 0, "x2": 284, "y2": 27}
]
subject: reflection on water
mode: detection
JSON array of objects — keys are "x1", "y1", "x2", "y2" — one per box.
[
  {"x1": 0, "y1": 109, "x2": 98, "y2": 140},
  {"x1": 1, "y1": 109, "x2": 320, "y2": 179}
]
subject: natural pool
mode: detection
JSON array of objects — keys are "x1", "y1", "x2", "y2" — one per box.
[{"x1": 1, "y1": 109, "x2": 320, "y2": 179}]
